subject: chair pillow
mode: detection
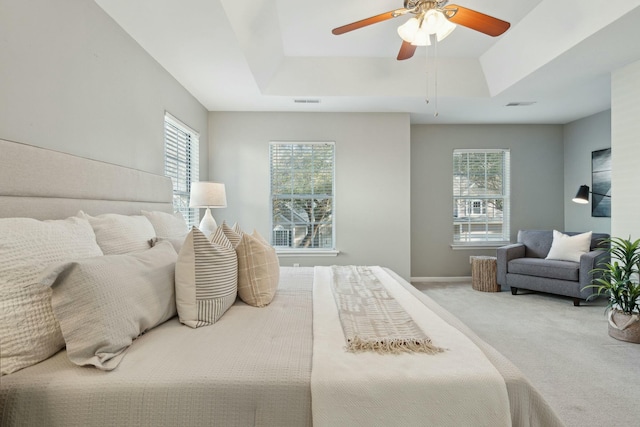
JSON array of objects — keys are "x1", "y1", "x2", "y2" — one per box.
[
  {"x1": 236, "y1": 230, "x2": 279, "y2": 307},
  {"x1": 175, "y1": 227, "x2": 238, "y2": 328},
  {"x1": 39, "y1": 241, "x2": 177, "y2": 371},
  {"x1": 0, "y1": 216, "x2": 103, "y2": 376},
  {"x1": 546, "y1": 230, "x2": 593, "y2": 263},
  {"x1": 78, "y1": 211, "x2": 156, "y2": 255}
]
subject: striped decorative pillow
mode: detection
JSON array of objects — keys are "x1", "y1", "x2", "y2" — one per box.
[
  {"x1": 221, "y1": 221, "x2": 243, "y2": 248},
  {"x1": 175, "y1": 227, "x2": 238, "y2": 328}
]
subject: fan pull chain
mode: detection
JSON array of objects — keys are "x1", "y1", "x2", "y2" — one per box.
[
  {"x1": 425, "y1": 43, "x2": 430, "y2": 105},
  {"x1": 424, "y1": 37, "x2": 439, "y2": 118},
  {"x1": 433, "y1": 36, "x2": 439, "y2": 118}
]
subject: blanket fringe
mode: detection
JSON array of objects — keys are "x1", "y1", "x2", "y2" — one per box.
[{"x1": 346, "y1": 336, "x2": 446, "y2": 355}]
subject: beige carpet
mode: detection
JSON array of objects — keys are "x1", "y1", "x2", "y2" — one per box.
[{"x1": 414, "y1": 281, "x2": 640, "y2": 427}]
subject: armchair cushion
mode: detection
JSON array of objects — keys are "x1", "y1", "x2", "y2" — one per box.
[{"x1": 508, "y1": 258, "x2": 579, "y2": 282}]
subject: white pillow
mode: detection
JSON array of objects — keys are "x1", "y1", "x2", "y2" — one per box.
[
  {"x1": 78, "y1": 211, "x2": 156, "y2": 254},
  {"x1": 175, "y1": 227, "x2": 237, "y2": 328},
  {"x1": 0, "y1": 216, "x2": 103, "y2": 375},
  {"x1": 39, "y1": 241, "x2": 177, "y2": 371},
  {"x1": 143, "y1": 210, "x2": 189, "y2": 253},
  {"x1": 141, "y1": 210, "x2": 188, "y2": 239},
  {"x1": 546, "y1": 230, "x2": 593, "y2": 263}
]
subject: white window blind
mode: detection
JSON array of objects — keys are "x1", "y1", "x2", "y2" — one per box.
[
  {"x1": 164, "y1": 113, "x2": 199, "y2": 227},
  {"x1": 453, "y1": 149, "x2": 510, "y2": 245},
  {"x1": 270, "y1": 142, "x2": 335, "y2": 250}
]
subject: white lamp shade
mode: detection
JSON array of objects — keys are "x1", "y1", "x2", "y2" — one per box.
[
  {"x1": 397, "y1": 17, "x2": 420, "y2": 42},
  {"x1": 435, "y1": 15, "x2": 456, "y2": 41},
  {"x1": 411, "y1": 26, "x2": 431, "y2": 46},
  {"x1": 398, "y1": 10, "x2": 454, "y2": 46},
  {"x1": 424, "y1": 9, "x2": 439, "y2": 34},
  {"x1": 189, "y1": 182, "x2": 227, "y2": 208}
]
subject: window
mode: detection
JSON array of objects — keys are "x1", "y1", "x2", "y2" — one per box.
[
  {"x1": 453, "y1": 149, "x2": 510, "y2": 245},
  {"x1": 164, "y1": 113, "x2": 199, "y2": 227},
  {"x1": 270, "y1": 142, "x2": 335, "y2": 251}
]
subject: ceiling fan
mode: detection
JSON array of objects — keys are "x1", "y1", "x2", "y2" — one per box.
[{"x1": 332, "y1": 0, "x2": 511, "y2": 60}]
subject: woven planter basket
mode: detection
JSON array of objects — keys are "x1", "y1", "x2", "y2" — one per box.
[{"x1": 608, "y1": 310, "x2": 640, "y2": 344}]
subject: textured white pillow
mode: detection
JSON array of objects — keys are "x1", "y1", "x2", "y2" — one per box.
[
  {"x1": 546, "y1": 230, "x2": 593, "y2": 262},
  {"x1": 143, "y1": 210, "x2": 189, "y2": 252},
  {"x1": 40, "y1": 242, "x2": 177, "y2": 370},
  {"x1": 175, "y1": 227, "x2": 237, "y2": 328},
  {"x1": 236, "y1": 230, "x2": 280, "y2": 307},
  {"x1": 0, "y1": 216, "x2": 103, "y2": 375},
  {"x1": 79, "y1": 211, "x2": 156, "y2": 254},
  {"x1": 141, "y1": 210, "x2": 188, "y2": 239}
]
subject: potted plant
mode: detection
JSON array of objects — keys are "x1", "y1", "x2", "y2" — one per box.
[{"x1": 587, "y1": 236, "x2": 640, "y2": 343}]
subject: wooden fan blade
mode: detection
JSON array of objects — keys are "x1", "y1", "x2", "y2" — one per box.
[
  {"x1": 397, "y1": 41, "x2": 417, "y2": 61},
  {"x1": 443, "y1": 5, "x2": 510, "y2": 37},
  {"x1": 332, "y1": 8, "x2": 408, "y2": 35}
]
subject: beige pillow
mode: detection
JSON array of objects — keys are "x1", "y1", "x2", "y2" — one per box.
[
  {"x1": 236, "y1": 230, "x2": 280, "y2": 307},
  {"x1": 0, "y1": 216, "x2": 103, "y2": 375},
  {"x1": 175, "y1": 227, "x2": 238, "y2": 328},
  {"x1": 232, "y1": 222, "x2": 242, "y2": 235},
  {"x1": 78, "y1": 211, "x2": 156, "y2": 254},
  {"x1": 40, "y1": 242, "x2": 177, "y2": 371},
  {"x1": 221, "y1": 221, "x2": 243, "y2": 248},
  {"x1": 546, "y1": 230, "x2": 593, "y2": 262}
]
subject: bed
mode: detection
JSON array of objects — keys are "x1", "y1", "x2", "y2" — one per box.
[{"x1": 0, "y1": 139, "x2": 564, "y2": 426}]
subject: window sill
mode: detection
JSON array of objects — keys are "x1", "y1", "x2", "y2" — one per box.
[
  {"x1": 450, "y1": 242, "x2": 510, "y2": 250},
  {"x1": 275, "y1": 249, "x2": 340, "y2": 257}
]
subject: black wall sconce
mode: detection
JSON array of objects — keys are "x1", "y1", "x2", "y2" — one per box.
[{"x1": 572, "y1": 185, "x2": 611, "y2": 204}]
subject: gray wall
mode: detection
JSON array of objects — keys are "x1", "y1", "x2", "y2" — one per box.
[
  {"x1": 209, "y1": 112, "x2": 411, "y2": 279},
  {"x1": 611, "y1": 59, "x2": 640, "y2": 240},
  {"x1": 411, "y1": 124, "x2": 565, "y2": 278},
  {"x1": 0, "y1": 0, "x2": 208, "y2": 177},
  {"x1": 563, "y1": 110, "x2": 611, "y2": 233}
]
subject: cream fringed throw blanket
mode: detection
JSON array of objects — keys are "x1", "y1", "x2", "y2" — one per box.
[
  {"x1": 311, "y1": 266, "x2": 512, "y2": 427},
  {"x1": 330, "y1": 265, "x2": 444, "y2": 354}
]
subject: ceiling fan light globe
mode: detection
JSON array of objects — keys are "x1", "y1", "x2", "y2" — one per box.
[
  {"x1": 411, "y1": 27, "x2": 431, "y2": 46},
  {"x1": 424, "y1": 9, "x2": 440, "y2": 34},
  {"x1": 435, "y1": 18, "x2": 456, "y2": 41},
  {"x1": 397, "y1": 17, "x2": 420, "y2": 43}
]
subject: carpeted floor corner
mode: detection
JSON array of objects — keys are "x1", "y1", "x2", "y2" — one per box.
[{"x1": 413, "y1": 281, "x2": 640, "y2": 427}]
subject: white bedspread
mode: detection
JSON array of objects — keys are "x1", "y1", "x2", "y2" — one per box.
[{"x1": 311, "y1": 266, "x2": 512, "y2": 427}]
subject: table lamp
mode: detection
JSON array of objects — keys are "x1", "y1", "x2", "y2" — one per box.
[{"x1": 189, "y1": 182, "x2": 227, "y2": 237}]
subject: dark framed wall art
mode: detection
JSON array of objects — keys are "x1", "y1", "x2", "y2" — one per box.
[{"x1": 591, "y1": 148, "x2": 611, "y2": 217}]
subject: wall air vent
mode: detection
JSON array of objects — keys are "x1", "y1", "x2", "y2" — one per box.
[
  {"x1": 293, "y1": 99, "x2": 320, "y2": 104},
  {"x1": 506, "y1": 101, "x2": 537, "y2": 107}
]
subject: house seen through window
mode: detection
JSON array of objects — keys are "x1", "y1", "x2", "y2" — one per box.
[
  {"x1": 270, "y1": 142, "x2": 335, "y2": 251},
  {"x1": 453, "y1": 149, "x2": 510, "y2": 245},
  {"x1": 164, "y1": 113, "x2": 199, "y2": 227}
]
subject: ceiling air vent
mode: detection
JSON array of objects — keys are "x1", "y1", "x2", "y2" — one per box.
[
  {"x1": 294, "y1": 99, "x2": 320, "y2": 104},
  {"x1": 506, "y1": 101, "x2": 537, "y2": 107}
]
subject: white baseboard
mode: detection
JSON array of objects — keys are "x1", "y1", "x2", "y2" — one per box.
[{"x1": 410, "y1": 276, "x2": 471, "y2": 283}]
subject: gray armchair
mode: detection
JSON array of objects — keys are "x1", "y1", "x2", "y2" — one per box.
[{"x1": 497, "y1": 230, "x2": 609, "y2": 306}]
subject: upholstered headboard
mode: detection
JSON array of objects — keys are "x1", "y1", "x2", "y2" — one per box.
[{"x1": 0, "y1": 139, "x2": 174, "y2": 220}]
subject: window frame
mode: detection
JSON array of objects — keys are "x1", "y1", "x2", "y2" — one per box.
[
  {"x1": 452, "y1": 148, "x2": 511, "y2": 249},
  {"x1": 164, "y1": 112, "x2": 200, "y2": 227},
  {"x1": 269, "y1": 141, "x2": 338, "y2": 256}
]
